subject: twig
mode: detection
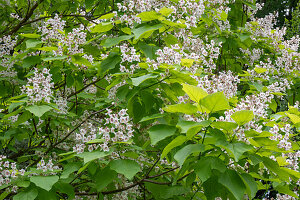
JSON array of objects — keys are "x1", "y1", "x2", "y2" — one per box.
[
  {"x1": 7, "y1": 0, "x2": 45, "y2": 35},
  {"x1": 145, "y1": 156, "x2": 160, "y2": 178},
  {"x1": 148, "y1": 166, "x2": 179, "y2": 179},
  {"x1": 67, "y1": 77, "x2": 104, "y2": 99}
]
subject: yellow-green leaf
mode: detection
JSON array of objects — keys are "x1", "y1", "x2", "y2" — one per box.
[
  {"x1": 254, "y1": 67, "x2": 267, "y2": 74},
  {"x1": 181, "y1": 59, "x2": 194, "y2": 68},
  {"x1": 182, "y1": 84, "x2": 208, "y2": 103},
  {"x1": 91, "y1": 22, "x2": 113, "y2": 33},
  {"x1": 99, "y1": 13, "x2": 115, "y2": 20},
  {"x1": 137, "y1": 11, "x2": 161, "y2": 21},
  {"x1": 159, "y1": 7, "x2": 174, "y2": 16},
  {"x1": 286, "y1": 113, "x2": 300, "y2": 124},
  {"x1": 231, "y1": 110, "x2": 254, "y2": 126},
  {"x1": 161, "y1": 135, "x2": 186, "y2": 158},
  {"x1": 163, "y1": 103, "x2": 198, "y2": 115}
]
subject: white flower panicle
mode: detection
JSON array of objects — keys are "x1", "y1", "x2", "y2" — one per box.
[
  {"x1": 0, "y1": 155, "x2": 25, "y2": 187},
  {"x1": 194, "y1": 70, "x2": 240, "y2": 98},
  {"x1": 73, "y1": 109, "x2": 134, "y2": 154},
  {"x1": 21, "y1": 68, "x2": 54, "y2": 104}
]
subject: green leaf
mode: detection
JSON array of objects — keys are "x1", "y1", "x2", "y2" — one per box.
[
  {"x1": 237, "y1": 33, "x2": 250, "y2": 42},
  {"x1": 23, "y1": 56, "x2": 42, "y2": 68},
  {"x1": 161, "y1": 135, "x2": 186, "y2": 158},
  {"x1": 99, "y1": 13, "x2": 115, "y2": 20},
  {"x1": 86, "y1": 139, "x2": 105, "y2": 144},
  {"x1": 261, "y1": 157, "x2": 290, "y2": 181},
  {"x1": 97, "y1": 53, "x2": 121, "y2": 75},
  {"x1": 218, "y1": 142, "x2": 253, "y2": 162},
  {"x1": 254, "y1": 67, "x2": 267, "y2": 73},
  {"x1": 35, "y1": 46, "x2": 58, "y2": 51},
  {"x1": 137, "y1": 11, "x2": 162, "y2": 21},
  {"x1": 195, "y1": 157, "x2": 226, "y2": 182},
  {"x1": 163, "y1": 103, "x2": 198, "y2": 115},
  {"x1": 160, "y1": 186, "x2": 189, "y2": 199},
  {"x1": 218, "y1": 170, "x2": 246, "y2": 200},
  {"x1": 25, "y1": 105, "x2": 53, "y2": 118},
  {"x1": 174, "y1": 144, "x2": 205, "y2": 166},
  {"x1": 20, "y1": 33, "x2": 41, "y2": 38},
  {"x1": 211, "y1": 121, "x2": 238, "y2": 132},
  {"x1": 281, "y1": 168, "x2": 300, "y2": 181},
  {"x1": 30, "y1": 176, "x2": 59, "y2": 191},
  {"x1": 16, "y1": 180, "x2": 30, "y2": 188},
  {"x1": 159, "y1": 7, "x2": 174, "y2": 16},
  {"x1": 71, "y1": 55, "x2": 92, "y2": 66},
  {"x1": 102, "y1": 35, "x2": 134, "y2": 48},
  {"x1": 182, "y1": 84, "x2": 208, "y2": 103},
  {"x1": 164, "y1": 34, "x2": 179, "y2": 46},
  {"x1": 275, "y1": 184, "x2": 298, "y2": 198},
  {"x1": 231, "y1": 110, "x2": 254, "y2": 126},
  {"x1": 131, "y1": 74, "x2": 158, "y2": 86},
  {"x1": 286, "y1": 113, "x2": 300, "y2": 124},
  {"x1": 148, "y1": 124, "x2": 177, "y2": 145},
  {"x1": 26, "y1": 39, "x2": 43, "y2": 48},
  {"x1": 177, "y1": 120, "x2": 211, "y2": 133},
  {"x1": 199, "y1": 92, "x2": 230, "y2": 113},
  {"x1": 138, "y1": 42, "x2": 159, "y2": 59},
  {"x1": 36, "y1": 188, "x2": 57, "y2": 200},
  {"x1": 181, "y1": 59, "x2": 194, "y2": 68},
  {"x1": 140, "y1": 113, "x2": 165, "y2": 122},
  {"x1": 76, "y1": 150, "x2": 111, "y2": 164},
  {"x1": 42, "y1": 55, "x2": 68, "y2": 61},
  {"x1": 14, "y1": 111, "x2": 31, "y2": 126},
  {"x1": 95, "y1": 167, "x2": 117, "y2": 192},
  {"x1": 240, "y1": 173, "x2": 258, "y2": 199},
  {"x1": 121, "y1": 27, "x2": 131, "y2": 34},
  {"x1": 132, "y1": 24, "x2": 163, "y2": 39},
  {"x1": 110, "y1": 159, "x2": 141, "y2": 180},
  {"x1": 54, "y1": 182, "x2": 75, "y2": 199},
  {"x1": 0, "y1": 191, "x2": 9, "y2": 200},
  {"x1": 90, "y1": 22, "x2": 113, "y2": 33},
  {"x1": 60, "y1": 162, "x2": 81, "y2": 179},
  {"x1": 13, "y1": 188, "x2": 38, "y2": 200},
  {"x1": 269, "y1": 99, "x2": 277, "y2": 112}
]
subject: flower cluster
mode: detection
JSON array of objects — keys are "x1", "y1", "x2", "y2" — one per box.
[
  {"x1": 38, "y1": 14, "x2": 93, "y2": 69},
  {"x1": 194, "y1": 70, "x2": 240, "y2": 98},
  {"x1": 284, "y1": 150, "x2": 300, "y2": 171},
  {"x1": 21, "y1": 68, "x2": 54, "y2": 104},
  {"x1": 155, "y1": 45, "x2": 182, "y2": 66},
  {"x1": 0, "y1": 155, "x2": 25, "y2": 187},
  {"x1": 269, "y1": 124, "x2": 292, "y2": 151},
  {"x1": 119, "y1": 44, "x2": 141, "y2": 74},
  {"x1": 53, "y1": 97, "x2": 68, "y2": 114},
  {"x1": 73, "y1": 122, "x2": 97, "y2": 154},
  {"x1": 99, "y1": 109, "x2": 134, "y2": 151},
  {"x1": 73, "y1": 109, "x2": 134, "y2": 154},
  {"x1": 37, "y1": 158, "x2": 60, "y2": 173},
  {"x1": 0, "y1": 35, "x2": 18, "y2": 78}
]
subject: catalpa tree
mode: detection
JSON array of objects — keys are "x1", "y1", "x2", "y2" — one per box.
[{"x1": 0, "y1": 0, "x2": 299, "y2": 199}]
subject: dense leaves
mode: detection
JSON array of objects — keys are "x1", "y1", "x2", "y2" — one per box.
[{"x1": 0, "y1": 0, "x2": 299, "y2": 199}]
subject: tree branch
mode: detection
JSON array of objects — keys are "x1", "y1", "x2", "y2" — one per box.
[{"x1": 7, "y1": 0, "x2": 45, "y2": 35}]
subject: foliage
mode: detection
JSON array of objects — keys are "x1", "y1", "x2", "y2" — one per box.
[
  {"x1": 256, "y1": 0, "x2": 299, "y2": 28},
  {"x1": 0, "y1": 0, "x2": 299, "y2": 199},
  {"x1": 285, "y1": 1, "x2": 300, "y2": 40}
]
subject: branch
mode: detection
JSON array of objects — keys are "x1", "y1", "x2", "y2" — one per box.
[
  {"x1": 7, "y1": 0, "x2": 45, "y2": 35},
  {"x1": 148, "y1": 166, "x2": 179, "y2": 179},
  {"x1": 143, "y1": 179, "x2": 170, "y2": 185},
  {"x1": 28, "y1": 104, "x2": 113, "y2": 167},
  {"x1": 145, "y1": 156, "x2": 160, "y2": 178},
  {"x1": 22, "y1": 11, "x2": 114, "y2": 27},
  {"x1": 67, "y1": 77, "x2": 104, "y2": 99}
]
